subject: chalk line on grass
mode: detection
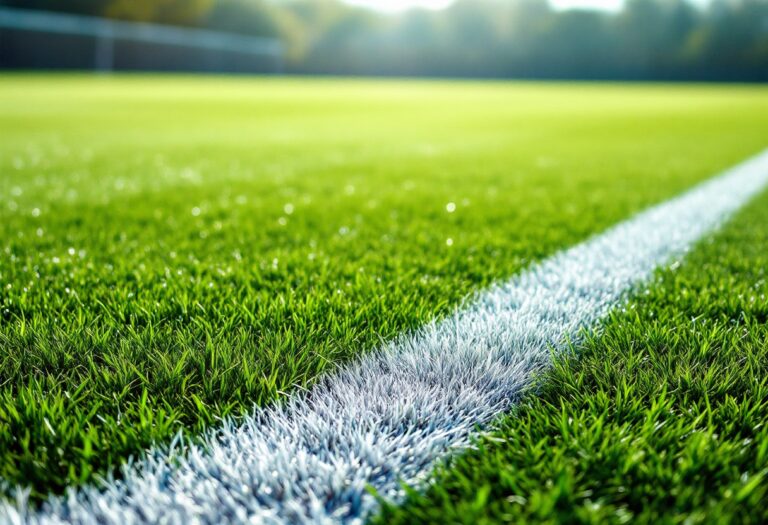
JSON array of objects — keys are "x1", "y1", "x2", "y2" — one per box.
[{"x1": 4, "y1": 149, "x2": 768, "y2": 525}]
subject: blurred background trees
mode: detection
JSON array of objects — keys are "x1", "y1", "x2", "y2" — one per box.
[{"x1": 2, "y1": 0, "x2": 767, "y2": 80}]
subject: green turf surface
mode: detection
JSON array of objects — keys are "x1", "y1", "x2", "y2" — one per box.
[
  {"x1": 1, "y1": 76, "x2": 767, "y2": 500},
  {"x1": 375, "y1": 190, "x2": 768, "y2": 524}
]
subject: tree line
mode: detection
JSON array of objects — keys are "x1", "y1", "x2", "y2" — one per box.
[{"x1": 3, "y1": 0, "x2": 767, "y2": 80}]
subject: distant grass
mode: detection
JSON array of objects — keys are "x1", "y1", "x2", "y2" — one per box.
[
  {"x1": 1, "y1": 76, "x2": 767, "y2": 500},
  {"x1": 375, "y1": 190, "x2": 768, "y2": 524}
]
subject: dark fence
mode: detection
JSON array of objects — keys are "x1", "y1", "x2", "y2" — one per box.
[{"x1": 0, "y1": 7, "x2": 283, "y2": 73}]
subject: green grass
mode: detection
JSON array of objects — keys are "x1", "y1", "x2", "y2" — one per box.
[
  {"x1": 1, "y1": 76, "x2": 767, "y2": 500},
  {"x1": 375, "y1": 189, "x2": 768, "y2": 524}
]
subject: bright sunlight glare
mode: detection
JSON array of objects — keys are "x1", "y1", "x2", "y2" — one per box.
[{"x1": 344, "y1": 0, "x2": 627, "y2": 12}]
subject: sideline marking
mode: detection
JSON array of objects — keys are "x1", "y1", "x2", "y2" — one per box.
[{"x1": 5, "y1": 149, "x2": 768, "y2": 524}]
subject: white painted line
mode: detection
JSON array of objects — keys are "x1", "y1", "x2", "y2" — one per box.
[{"x1": 4, "y1": 149, "x2": 768, "y2": 525}]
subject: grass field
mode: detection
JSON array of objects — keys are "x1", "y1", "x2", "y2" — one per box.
[
  {"x1": 1, "y1": 76, "x2": 768, "y2": 518},
  {"x1": 376, "y1": 189, "x2": 768, "y2": 525}
]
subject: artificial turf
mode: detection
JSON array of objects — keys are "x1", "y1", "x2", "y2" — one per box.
[
  {"x1": 375, "y1": 189, "x2": 768, "y2": 524},
  {"x1": 1, "y1": 76, "x2": 767, "y2": 500}
]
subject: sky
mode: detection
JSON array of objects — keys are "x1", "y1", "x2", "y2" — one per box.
[{"x1": 344, "y1": 0, "x2": 625, "y2": 12}]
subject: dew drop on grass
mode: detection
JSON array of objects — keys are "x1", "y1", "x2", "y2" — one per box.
[
  {"x1": 191, "y1": 207, "x2": 201, "y2": 217},
  {"x1": 283, "y1": 203, "x2": 294, "y2": 215},
  {"x1": 446, "y1": 202, "x2": 456, "y2": 213},
  {"x1": 446, "y1": 238, "x2": 454, "y2": 247}
]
